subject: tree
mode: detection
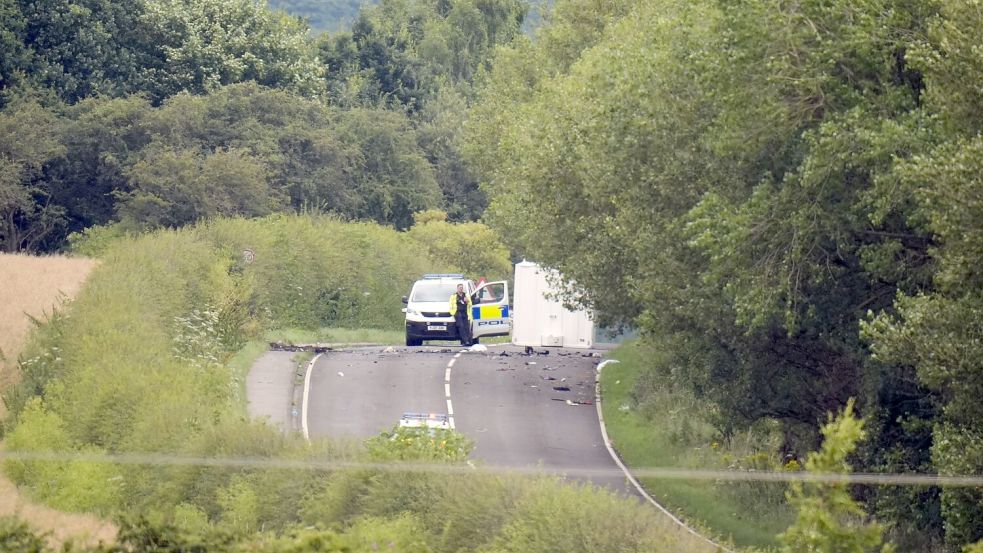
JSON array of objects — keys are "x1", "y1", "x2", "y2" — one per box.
[
  {"x1": 779, "y1": 399, "x2": 893, "y2": 553},
  {"x1": 336, "y1": 108, "x2": 442, "y2": 229},
  {"x1": 117, "y1": 147, "x2": 277, "y2": 229},
  {"x1": 860, "y1": 1, "x2": 983, "y2": 547},
  {"x1": 0, "y1": 99, "x2": 66, "y2": 251},
  {"x1": 49, "y1": 95, "x2": 154, "y2": 235},
  {"x1": 13, "y1": 0, "x2": 153, "y2": 104},
  {"x1": 139, "y1": 0, "x2": 325, "y2": 102},
  {"x1": 0, "y1": 0, "x2": 31, "y2": 107},
  {"x1": 320, "y1": 0, "x2": 526, "y2": 111},
  {"x1": 406, "y1": 209, "x2": 511, "y2": 278},
  {"x1": 467, "y1": 0, "x2": 954, "y2": 544}
]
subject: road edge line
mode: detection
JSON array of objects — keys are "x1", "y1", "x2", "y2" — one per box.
[
  {"x1": 594, "y1": 362, "x2": 732, "y2": 553},
  {"x1": 301, "y1": 353, "x2": 324, "y2": 443}
]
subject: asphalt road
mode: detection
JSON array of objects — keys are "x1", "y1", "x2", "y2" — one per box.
[{"x1": 305, "y1": 344, "x2": 630, "y2": 493}]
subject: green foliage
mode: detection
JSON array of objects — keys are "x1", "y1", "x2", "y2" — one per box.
[
  {"x1": 465, "y1": 0, "x2": 982, "y2": 547},
  {"x1": 0, "y1": 516, "x2": 48, "y2": 553},
  {"x1": 334, "y1": 108, "x2": 443, "y2": 228},
  {"x1": 140, "y1": 0, "x2": 324, "y2": 101},
  {"x1": 119, "y1": 147, "x2": 278, "y2": 229},
  {"x1": 407, "y1": 210, "x2": 512, "y2": 279},
  {"x1": 780, "y1": 399, "x2": 892, "y2": 553},
  {"x1": 4, "y1": 398, "x2": 122, "y2": 514},
  {"x1": 3, "y1": 81, "x2": 479, "y2": 249},
  {"x1": 966, "y1": 541, "x2": 983, "y2": 553},
  {"x1": 601, "y1": 340, "x2": 793, "y2": 547},
  {"x1": 482, "y1": 479, "x2": 687, "y2": 553},
  {"x1": 4, "y1": 215, "x2": 442, "y2": 516},
  {"x1": 316, "y1": 0, "x2": 530, "y2": 219},
  {"x1": 216, "y1": 477, "x2": 260, "y2": 534},
  {"x1": 319, "y1": 0, "x2": 527, "y2": 111},
  {"x1": 858, "y1": 2, "x2": 983, "y2": 546},
  {"x1": 11, "y1": 0, "x2": 151, "y2": 104},
  {"x1": 51, "y1": 96, "x2": 154, "y2": 236},
  {"x1": 0, "y1": 0, "x2": 528, "y2": 251},
  {"x1": 364, "y1": 426, "x2": 473, "y2": 462},
  {"x1": 343, "y1": 515, "x2": 431, "y2": 553},
  {"x1": 2, "y1": 0, "x2": 322, "y2": 106},
  {"x1": 0, "y1": 98, "x2": 67, "y2": 252}
]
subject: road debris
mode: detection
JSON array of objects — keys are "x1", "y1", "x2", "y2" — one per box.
[
  {"x1": 269, "y1": 341, "x2": 332, "y2": 353},
  {"x1": 552, "y1": 386, "x2": 571, "y2": 392},
  {"x1": 337, "y1": 371, "x2": 344, "y2": 377},
  {"x1": 469, "y1": 344, "x2": 488, "y2": 352},
  {"x1": 551, "y1": 398, "x2": 594, "y2": 405},
  {"x1": 525, "y1": 361, "x2": 536, "y2": 366}
]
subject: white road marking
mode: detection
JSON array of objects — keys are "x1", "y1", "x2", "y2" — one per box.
[
  {"x1": 446, "y1": 356, "x2": 456, "y2": 428},
  {"x1": 593, "y1": 361, "x2": 731, "y2": 552},
  {"x1": 301, "y1": 353, "x2": 324, "y2": 443}
]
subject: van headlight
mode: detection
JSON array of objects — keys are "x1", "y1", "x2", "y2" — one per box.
[{"x1": 405, "y1": 308, "x2": 420, "y2": 316}]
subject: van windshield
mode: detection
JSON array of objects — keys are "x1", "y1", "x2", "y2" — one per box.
[{"x1": 411, "y1": 282, "x2": 460, "y2": 302}]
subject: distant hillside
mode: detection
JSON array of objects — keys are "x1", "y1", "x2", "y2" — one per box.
[{"x1": 268, "y1": 0, "x2": 379, "y2": 33}]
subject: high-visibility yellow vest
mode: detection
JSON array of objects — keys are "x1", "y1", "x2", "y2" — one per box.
[{"x1": 449, "y1": 293, "x2": 473, "y2": 320}]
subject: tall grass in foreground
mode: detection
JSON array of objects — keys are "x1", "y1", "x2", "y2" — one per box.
[
  {"x1": 1, "y1": 215, "x2": 719, "y2": 552},
  {"x1": 601, "y1": 339, "x2": 795, "y2": 548},
  {"x1": 0, "y1": 472, "x2": 718, "y2": 552}
]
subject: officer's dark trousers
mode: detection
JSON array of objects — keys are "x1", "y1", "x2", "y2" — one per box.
[{"x1": 455, "y1": 314, "x2": 471, "y2": 345}]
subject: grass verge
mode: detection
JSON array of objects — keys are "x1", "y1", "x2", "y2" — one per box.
[
  {"x1": 600, "y1": 340, "x2": 794, "y2": 549},
  {"x1": 264, "y1": 327, "x2": 404, "y2": 346}
]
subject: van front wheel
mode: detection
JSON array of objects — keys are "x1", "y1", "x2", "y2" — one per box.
[{"x1": 406, "y1": 335, "x2": 423, "y2": 347}]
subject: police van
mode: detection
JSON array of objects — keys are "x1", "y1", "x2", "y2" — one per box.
[{"x1": 401, "y1": 274, "x2": 511, "y2": 346}]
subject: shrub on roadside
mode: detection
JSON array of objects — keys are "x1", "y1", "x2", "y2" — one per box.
[{"x1": 365, "y1": 426, "x2": 473, "y2": 462}]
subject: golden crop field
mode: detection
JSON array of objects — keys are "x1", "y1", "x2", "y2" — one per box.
[
  {"x1": 0, "y1": 252, "x2": 115, "y2": 547},
  {"x1": 0, "y1": 252, "x2": 97, "y2": 387}
]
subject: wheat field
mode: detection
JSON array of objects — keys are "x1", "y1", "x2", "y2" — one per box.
[
  {"x1": 0, "y1": 252, "x2": 115, "y2": 547},
  {"x1": 0, "y1": 252, "x2": 98, "y2": 387}
]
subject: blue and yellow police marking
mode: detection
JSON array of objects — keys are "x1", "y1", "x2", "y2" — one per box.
[{"x1": 472, "y1": 305, "x2": 510, "y2": 320}]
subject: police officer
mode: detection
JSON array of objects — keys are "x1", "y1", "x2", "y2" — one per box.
[{"x1": 449, "y1": 283, "x2": 473, "y2": 346}]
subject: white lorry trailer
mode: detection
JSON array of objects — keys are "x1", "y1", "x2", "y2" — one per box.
[{"x1": 511, "y1": 261, "x2": 594, "y2": 349}]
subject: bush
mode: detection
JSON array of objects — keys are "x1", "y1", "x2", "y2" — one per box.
[
  {"x1": 484, "y1": 479, "x2": 688, "y2": 553},
  {"x1": 0, "y1": 516, "x2": 48, "y2": 553},
  {"x1": 364, "y1": 426, "x2": 473, "y2": 462}
]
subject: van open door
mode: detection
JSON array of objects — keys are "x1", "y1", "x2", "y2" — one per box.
[{"x1": 471, "y1": 281, "x2": 511, "y2": 339}]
